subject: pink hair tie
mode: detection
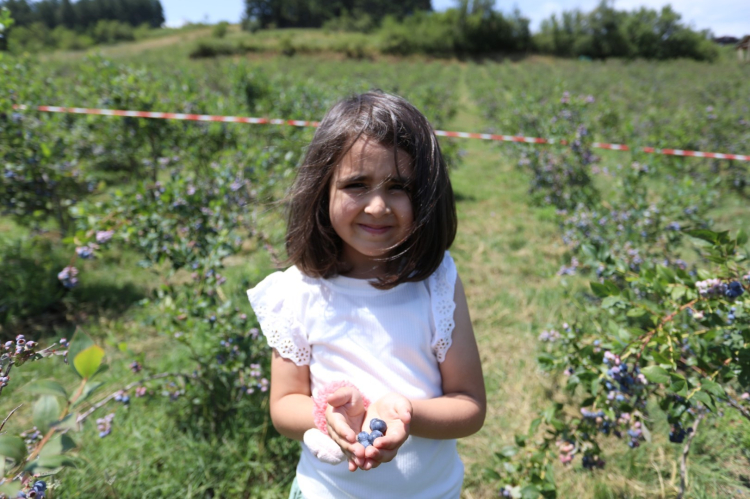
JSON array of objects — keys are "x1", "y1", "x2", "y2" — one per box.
[{"x1": 312, "y1": 380, "x2": 370, "y2": 435}]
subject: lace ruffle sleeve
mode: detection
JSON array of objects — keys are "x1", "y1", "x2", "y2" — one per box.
[
  {"x1": 428, "y1": 251, "x2": 458, "y2": 363},
  {"x1": 247, "y1": 269, "x2": 311, "y2": 366}
]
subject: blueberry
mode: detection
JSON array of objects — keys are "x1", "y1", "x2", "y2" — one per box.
[
  {"x1": 369, "y1": 430, "x2": 383, "y2": 444},
  {"x1": 33, "y1": 481, "x2": 46, "y2": 491},
  {"x1": 357, "y1": 431, "x2": 371, "y2": 448},
  {"x1": 369, "y1": 418, "x2": 387, "y2": 433},
  {"x1": 726, "y1": 281, "x2": 744, "y2": 299}
]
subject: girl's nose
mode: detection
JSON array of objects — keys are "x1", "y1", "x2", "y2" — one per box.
[{"x1": 364, "y1": 193, "x2": 391, "y2": 216}]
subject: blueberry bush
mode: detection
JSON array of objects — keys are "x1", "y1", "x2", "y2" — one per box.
[{"x1": 472, "y1": 85, "x2": 750, "y2": 497}]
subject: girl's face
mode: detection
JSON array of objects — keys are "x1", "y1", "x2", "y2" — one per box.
[{"x1": 329, "y1": 137, "x2": 414, "y2": 279}]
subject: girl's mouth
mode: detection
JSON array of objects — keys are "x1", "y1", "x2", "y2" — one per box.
[{"x1": 358, "y1": 224, "x2": 391, "y2": 234}]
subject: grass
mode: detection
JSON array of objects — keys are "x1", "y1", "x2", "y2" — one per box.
[{"x1": 1, "y1": 42, "x2": 749, "y2": 498}]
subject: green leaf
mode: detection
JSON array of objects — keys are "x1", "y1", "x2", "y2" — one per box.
[
  {"x1": 738, "y1": 348, "x2": 750, "y2": 388},
  {"x1": 27, "y1": 380, "x2": 68, "y2": 399},
  {"x1": 500, "y1": 445, "x2": 518, "y2": 458},
  {"x1": 33, "y1": 395, "x2": 61, "y2": 434},
  {"x1": 700, "y1": 379, "x2": 726, "y2": 397},
  {"x1": 640, "y1": 422, "x2": 652, "y2": 443},
  {"x1": 650, "y1": 351, "x2": 672, "y2": 366},
  {"x1": 73, "y1": 345, "x2": 105, "y2": 380},
  {"x1": 521, "y1": 485, "x2": 542, "y2": 499},
  {"x1": 737, "y1": 229, "x2": 748, "y2": 246},
  {"x1": 603, "y1": 280, "x2": 620, "y2": 295},
  {"x1": 642, "y1": 365, "x2": 670, "y2": 385},
  {"x1": 0, "y1": 482, "x2": 21, "y2": 496},
  {"x1": 669, "y1": 374, "x2": 688, "y2": 397},
  {"x1": 626, "y1": 307, "x2": 647, "y2": 317},
  {"x1": 601, "y1": 296, "x2": 622, "y2": 309},
  {"x1": 590, "y1": 282, "x2": 609, "y2": 298},
  {"x1": 657, "y1": 265, "x2": 676, "y2": 283},
  {"x1": 24, "y1": 454, "x2": 79, "y2": 472},
  {"x1": 0, "y1": 436, "x2": 26, "y2": 462},
  {"x1": 485, "y1": 468, "x2": 501, "y2": 480},
  {"x1": 686, "y1": 229, "x2": 718, "y2": 244},
  {"x1": 51, "y1": 414, "x2": 80, "y2": 432},
  {"x1": 527, "y1": 417, "x2": 541, "y2": 438},
  {"x1": 691, "y1": 390, "x2": 715, "y2": 411},
  {"x1": 670, "y1": 285, "x2": 686, "y2": 301},
  {"x1": 39, "y1": 433, "x2": 77, "y2": 458},
  {"x1": 67, "y1": 330, "x2": 94, "y2": 378}
]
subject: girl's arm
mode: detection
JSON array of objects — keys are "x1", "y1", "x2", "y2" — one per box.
[
  {"x1": 270, "y1": 349, "x2": 370, "y2": 471},
  {"x1": 410, "y1": 274, "x2": 486, "y2": 439},
  {"x1": 269, "y1": 349, "x2": 314, "y2": 441}
]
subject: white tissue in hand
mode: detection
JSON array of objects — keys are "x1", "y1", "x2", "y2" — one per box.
[{"x1": 303, "y1": 429, "x2": 346, "y2": 465}]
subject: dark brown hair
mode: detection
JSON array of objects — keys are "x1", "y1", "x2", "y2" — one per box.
[{"x1": 285, "y1": 91, "x2": 457, "y2": 289}]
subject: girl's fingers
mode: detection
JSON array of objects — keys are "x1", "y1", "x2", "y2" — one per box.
[
  {"x1": 327, "y1": 387, "x2": 363, "y2": 410},
  {"x1": 329, "y1": 418, "x2": 355, "y2": 443},
  {"x1": 326, "y1": 387, "x2": 352, "y2": 407},
  {"x1": 370, "y1": 446, "x2": 398, "y2": 463}
]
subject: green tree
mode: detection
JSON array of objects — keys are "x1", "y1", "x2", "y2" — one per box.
[{"x1": 59, "y1": 0, "x2": 76, "y2": 29}]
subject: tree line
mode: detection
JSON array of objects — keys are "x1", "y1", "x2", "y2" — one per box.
[
  {"x1": 1, "y1": 0, "x2": 164, "y2": 30},
  {"x1": 243, "y1": 0, "x2": 718, "y2": 61},
  {"x1": 535, "y1": 3, "x2": 717, "y2": 61},
  {"x1": 242, "y1": 0, "x2": 431, "y2": 29}
]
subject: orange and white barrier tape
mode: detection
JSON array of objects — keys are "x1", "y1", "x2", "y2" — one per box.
[{"x1": 12, "y1": 105, "x2": 750, "y2": 162}]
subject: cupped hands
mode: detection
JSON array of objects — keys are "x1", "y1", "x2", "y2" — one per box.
[{"x1": 325, "y1": 388, "x2": 412, "y2": 472}]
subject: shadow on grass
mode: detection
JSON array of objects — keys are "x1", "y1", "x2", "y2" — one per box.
[
  {"x1": 454, "y1": 190, "x2": 478, "y2": 203},
  {"x1": 2, "y1": 280, "x2": 147, "y2": 341}
]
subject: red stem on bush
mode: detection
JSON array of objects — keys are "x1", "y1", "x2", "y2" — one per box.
[{"x1": 621, "y1": 299, "x2": 698, "y2": 363}]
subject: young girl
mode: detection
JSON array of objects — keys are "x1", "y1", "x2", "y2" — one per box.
[{"x1": 248, "y1": 91, "x2": 486, "y2": 498}]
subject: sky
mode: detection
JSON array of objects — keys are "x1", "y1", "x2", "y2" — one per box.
[{"x1": 161, "y1": 1, "x2": 749, "y2": 37}]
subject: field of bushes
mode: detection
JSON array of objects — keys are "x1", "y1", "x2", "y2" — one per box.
[{"x1": 1, "y1": 32, "x2": 750, "y2": 498}]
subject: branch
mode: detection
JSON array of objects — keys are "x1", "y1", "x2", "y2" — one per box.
[
  {"x1": 255, "y1": 230, "x2": 281, "y2": 267},
  {"x1": 723, "y1": 397, "x2": 750, "y2": 423},
  {"x1": 76, "y1": 371, "x2": 197, "y2": 423},
  {"x1": 0, "y1": 404, "x2": 22, "y2": 433},
  {"x1": 677, "y1": 411, "x2": 704, "y2": 499},
  {"x1": 620, "y1": 299, "x2": 698, "y2": 363}
]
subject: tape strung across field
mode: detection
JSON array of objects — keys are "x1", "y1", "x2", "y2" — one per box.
[{"x1": 13, "y1": 104, "x2": 750, "y2": 162}]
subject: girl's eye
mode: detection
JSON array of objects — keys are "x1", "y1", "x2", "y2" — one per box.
[
  {"x1": 344, "y1": 183, "x2": 365, "y2": 189},
  {"x1": 390, "y1": 184, "x2": 409, "y2": 192}
]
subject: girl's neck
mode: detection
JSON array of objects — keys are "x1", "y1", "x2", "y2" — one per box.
[{"x1": 339, "y1": 264, "x2": 386, "y2": 280}]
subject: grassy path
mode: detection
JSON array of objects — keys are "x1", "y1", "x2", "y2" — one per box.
[{"x1": 446, "y1": 66, "x2": 567, "y2": 498}]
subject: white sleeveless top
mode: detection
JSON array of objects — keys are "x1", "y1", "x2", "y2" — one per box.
[{"x1": 247, "y1": 251, "x2": 463, "y2": 499}]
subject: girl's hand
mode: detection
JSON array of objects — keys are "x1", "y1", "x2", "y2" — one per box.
[
  {"x1": 358, "y1": 393, "x2": 412, "y2": 470},
  {"x1": 325, "y1": 386, "x2": 367, "y2": 472}
]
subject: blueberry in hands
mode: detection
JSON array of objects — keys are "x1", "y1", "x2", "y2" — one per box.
[
  {"x1": 357, "y1": 431, "x2": 372, "y2": 448},
  {"x1": 369, "y1": 418, "x2": 387, "y2": 433},
  {"x1": 368, "y1": 430, "x2": 384, "y2": 444}
]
